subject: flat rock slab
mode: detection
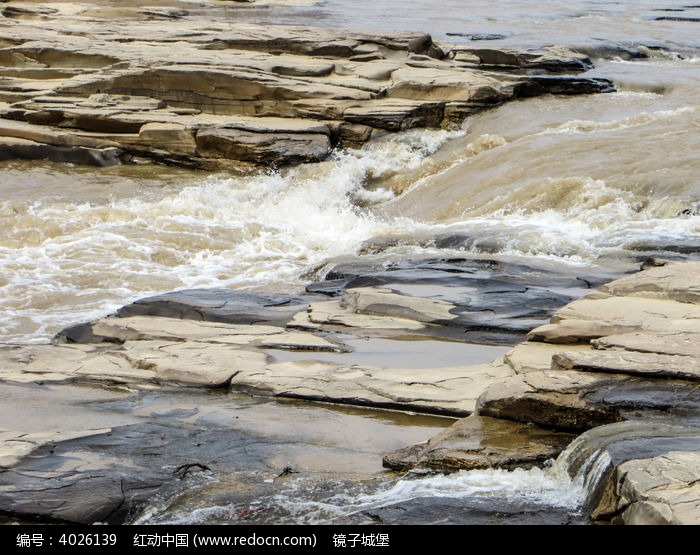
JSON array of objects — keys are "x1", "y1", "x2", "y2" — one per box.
[
  {"x1": 553, "y1": 350, "x2": 700, "y2": 382},
  {"x1": 87, "y1": 315, "x2": 346, "y2": 352},
  {"x1": 308, "y1": 256, "x2": 606, "y2": 343},
  {"x1": 504, "y1": 342, "x2": 592, "y2": 374},
  {"x1": 383, "y1": 415, "x2": 574, "y2": 472},
  {"x1": 1, "y1": 335, "x2": 512, "y2": 415},
  {"x1": 296, "y1": 299, "x2": 428, "y2": 332},
  {"x1": 552, "y1": 295, "x2": 700, "y2": 329},
  {"x1": 342, "y1": 287, "x2": 458, "y2": 325},
  {"x1": 230, "y1": 359, "x2": 514, "y2": 416},
  {"x1": 0, "y1": 341, "x2": 267, "y2": 388},
  {"x1": 90, "y1": 316, "x2": 282, "y2": 343},
  {"x1": 593, "y1": 331, "x2": 700, "y2": 358},
  {"x1": 530, "y1": 295, "x2": 700, "y2": 344},
  {"x1": 526, "y1": 320, "x2": 642, "y2": 344},
  {"x1": 114, "y1": 289, "x2": 313, "y2": 327},
  {"x1": 0, "y1": 428, "x2": 111, "y2": 469}
]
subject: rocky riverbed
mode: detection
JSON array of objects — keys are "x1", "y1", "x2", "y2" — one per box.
[
  {"x1": 1, "y1": 0, "x2": 699, "y2": 526},
  {"x1": 0, "y1": 0, "x2": 611, "y2": 169},
  {"x1": 1, "y1": 258, "x2": 699, "y2": 524}
]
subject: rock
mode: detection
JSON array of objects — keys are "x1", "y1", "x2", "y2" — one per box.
[
  {"x1": 592, "y1": 331, "x2": 700, "y2": 358},
  {"x1": 476, "y1": 370, "x2": 625, "y2": 432},
  {"x1": 526, "y1": 320, "x2": 640, "y2": 343},
  {"x1": 195, "y1": 127, "x2": 331, "y2": 164},
  {"x1": 514, "y1": 76, "x2": 615, "y2": 97},
  {"x1": 0, "y1": 343, "x2": 145, "y2": 386},
  {"x1": 453, "y1": 46, "x2": 593, "y2": 72},
  {"x1": 504, "y1": 342, "x2": 592, "y2": 373},
  {"x1": 552, "y1": 350, "x2": 700, "y2": 382},
  {"x1": 0, "y1": 340, "x2": 268, "y2": 389},
  {"x1": 141, "y1": 7, "x2": 189, "y2": 19},
  {"x1": 654, "y1": 16, "x2": 700, "y2": 22},
  {"x1": 599, "y1": 260, "x2": 700, "y2": 303},
  {"x1": 551, "y1": 295, "x2": 700, "y2": 333},
  {"x1": 119, "y1": 340, "x2": 268, "y2": 387},
  {"x1": 307, "y1": 256, "x2": 603, "y2": 343},
  {"x1": 556, "y1": 421, "x2": 700, "y2": 524},
  {"x1": 0, "y1": 428, "x2": 111, "y2": 469},
  {"x1": 230, "y1": 359, "x2": 513, "y2": 416},
  {"x1": 0, "y1": 8, "x2": 612, "y2": 168},
  {"x1": 113, "y1": 289, "x2": 314, "y2": 327},
  {"x1": 343, "y1": 99, "x2": 446, "y2": 131},
  {"x1": 476, "y1": 367, "x2": 700, "y2": 432},
  {"x1": 616, "y1": 452, "x2": 700, "y2": 525},
  {"x1": 528, "y1": 295, "x2": 700, "y2": 345},
  {"x1": 0, "y1": 423, "x2": 194, "y2": 524},
  {"x1": 296, "y1": 299, "x2": 428, "y2": 332},
  {"x1": 341, "y1": 287, "x2": 458, "y2": 325},
  {"x1": 0, "y1": 136, "x2": 123, "y2": 166},
  {"x1": 88, "y1": 315, "x2": 343, "y2": 351},
  {"x1": 138, "y1": 122, "x2": 196, "y2": 155},
  {"x1": 0, "y1": 384, "x2": 451, "y2": 525},
  {"x1": 571, "y1": 44, "x2": 648, "y2": 61},
  {"x1": 445, "y1": 33, "x2": 509, "y2": 42},
  {"x1": 383, "y1": 415, "x2": 574, "y2": 472},
  {"x1": 0, "y1": 117, "x2": 121, "y2": 149},
  {"x1": 386, "y1": 67, "x2": 507, "y2": 104}
]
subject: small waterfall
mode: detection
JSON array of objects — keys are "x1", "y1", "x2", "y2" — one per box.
[{"x1": 548, "y1": 420, "x2": 700, "y2": 519}]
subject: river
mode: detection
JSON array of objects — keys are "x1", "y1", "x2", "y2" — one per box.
[{"x1": 0, "y1": 0, "x2": 698, "y2": 524}]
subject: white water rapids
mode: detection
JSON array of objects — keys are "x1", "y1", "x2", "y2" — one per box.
[{"x1": 1, "y1": 0, "x2": 699, "y2": 523}]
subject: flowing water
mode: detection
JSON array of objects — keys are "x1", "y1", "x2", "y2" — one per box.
[{"x1": 1, "y1": 0, "x2": 699, "y2": 523}]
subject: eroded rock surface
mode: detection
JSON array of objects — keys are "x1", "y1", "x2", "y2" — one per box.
[
  {"x1": 383, "y1": 415, "x2": 574, "y2": 472},
  {"x1": 475, "y1": 260, "x2": 700, "y2": 433},
  {"x1": 0, "y1": 1, "x2": 612, "y2": 168},
  {"x1": 387, "y1": 260, "x2": 700, "y2": 518}
]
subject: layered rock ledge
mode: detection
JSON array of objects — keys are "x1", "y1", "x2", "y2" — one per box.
[
  {"x1": 1, "y1": 258, "x2": 699, "y2": 523},
  {"x1": 0, "y1": 1, "x2": 612, "y2": 168},
  {"x1": 383, "y1": 260, "x2": 700, "y2": 524}
]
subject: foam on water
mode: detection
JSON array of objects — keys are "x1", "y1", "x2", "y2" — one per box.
[
  {"x1": 0, "y1": 129, "x2": 461, "y2": 342},
  {"x1": 308, "y1": 465, "x2": 586, "y2": 520},
  {"x1": 136, "y1": 465, "x2": 585, "y2": 525},
  {"x1": 542, "y1": 106, "x2": 699, "y2": 135},
  {"x1": 2, "y1": 1, "x2": 699, "y2": 348}
]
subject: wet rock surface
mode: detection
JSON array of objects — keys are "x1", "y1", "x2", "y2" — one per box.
[
  {"x1": 386, "y1": 261, "x2": 700, "y2": 523},
  {"x1": 305, "y1": 256, "x2": 608, "y2": 343},
  {"x1": 0, "y1": 1, "x2": 697, "y2": 522},
  {"x1": 0, "y1": 383, "x2": 450, "y2": 524},
  {"x1": 0, "y1": 257, "x2": 699, "y2": 523},
  {"x1": 383, "y1": 415, "x2": 574, "y2": 472},
  {"x1": 0, "y1": 1, "x2": 612, "y2": 169},
  {"x1": 560, "y1": 421, "x2": 700, "y2": 525}
]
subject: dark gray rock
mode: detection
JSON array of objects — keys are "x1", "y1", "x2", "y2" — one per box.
[
  {"x1": 307, "y1": 257, "x2": 610, "y2": 344},
  {"x1": 514, "y1": 76, "x2": 615, "y2": 97},
  {"x1": 0, "y1": 139, "x2": 124, "y2": 166},
  {"x1": 195, "y1": 128, "x2": 331, "y2": 165},
  {"x1": 115, "y1": 289, "x2": 315, "y2": 327},
  {"x1": 477, "y1": 370, "x2": 700, "y2": 433}
]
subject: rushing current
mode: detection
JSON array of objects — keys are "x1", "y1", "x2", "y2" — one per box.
[
  {"x1": 1, "y1": 0, "x2": 699, "y2": 524},
  {"x1": 1, "y1": 1, "x2": 699, "y2": 343}
]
